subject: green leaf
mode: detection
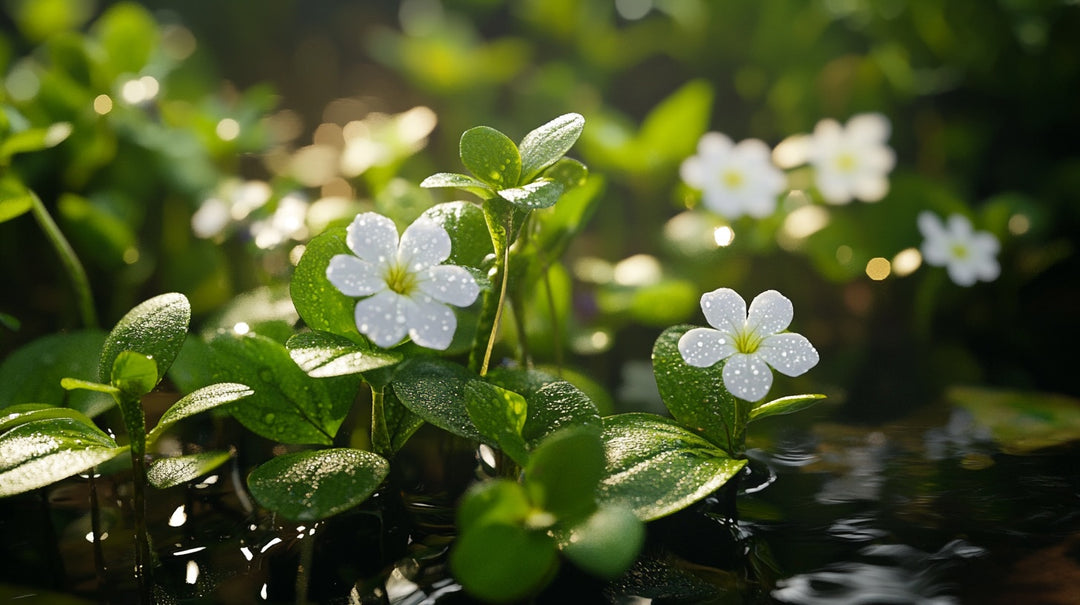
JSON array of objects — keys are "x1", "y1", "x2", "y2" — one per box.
[
  {"x1": 392, "y1": 357, "x2": 481, "y2": 440},
  {"x1": 460, "y1": 125, "x2": 521, "y2": 189},
  {"x1": 57, "y1": 194, "x2": 139, "y2": 271},
  {"x1": 457, "y1": 478, "x2": 531, "y2": 531},
  {"x1": 465, "y1": 381, "x2": 530, "y2": 466},
  {"x1": 487, "y1": 368, "x2": 602, "y2": 449},
  {"x1": 524, "y1": 426, "x2": 604, "y2": 522},
  {"x1": 99, "y1": 293, "x2": 191, "y2": 387},
  {"x1": 497, "y1": 178, "x2": 564, "y2": 210},
  {"x1": 450, "y1": 523, "x2": 558, "y2": 604},
  {"x1": 420, "y1": 201, "x2": 494, "y2": 268},
  {"x1": 110, "y1": 351, "x2": 157, "y2": 398},
  {"x1": 0, "y1": 417, "x2": 124, "y2": 497},
  {"x1": 556, "y1": 504, "x2": 644, "y2": 579},
  {"x1": 541, "y1": 157, "x2": 588, "y2": 191},
  {"x1": 519, "y1": 113, "x2": 585, "y2": 182},
  {"x1": 147, "y1": 451, "x2": 232, "y2": 489},
  {"x1": 0, "y1": 330, "x2": 111, "y2": 416},
  {"x1": 419, "y1": 172, "x2": 493, "y2": 198},
  {"x1": 91, "y1": 2, "x2": 159, "y2": 76},
  {"x1": 146, "y1": 383, "x2": 254, "y2": 445},
  {"x1": 0, "y1": 122, "x2": 71, "y2": 161},
  {"x1": 530, "y1": 175, "x2": 605, "y2": 262},
  {"x1": 946, "y1": 386, "x2": 1080, "y2": 454},
  {"x1": 372, "y1": 386, "x2": 424, "y2": 456},
  {"x1": 749, "y1": 393, "x2": 827, "y2": 422},
  {"x1": 204, "y1": 332, "x2": 357, "y2": 445},
  {"x1": 0, "y1": 176, "x2": 33, "y2": 223},
  {"x1": 637, "y1": 79, "x2": 713, "y2": 169},
  {"x1": 290, "y1": 226, "x2": 362, "y2": 340},
  {"x1": 197, "y1": 285, "x2": 299, "y2": 342},
  {"x1": 246, "y1": 448, "x2": 389, "y2": 521},
  {"x1": 599, "y1": 413, "x2": 746, "y2": 522},
  {"x1": 60, "y1": 378, "x2": 119, "y2": 396},
  {"x1": 286, "y1": 331, "x2": 402, "y2": 378},
  {"x1": 652, "y1": 325, "x2": 744, "y2": 455},
  {"x1": 0, "y1": 404, "x2": 96, "y2": 433}
]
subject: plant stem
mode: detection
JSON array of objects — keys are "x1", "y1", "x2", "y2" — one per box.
[
  {"x1": 479, "y1": 242, "x2": 511, "y2": 377},
  {"x1": 28, "y1": 191, "x2": 98, "y2": 329},
  {"x1": 296, "y1": 526, "x2": 316, "y2": 605},
  {"x1": 541, "y1": 263, "x2": 563, "y2": 375},
  {"x1": 88, "y1": 470, "x2": 108, "y2": 598},
  {"x1": 370, "y1": 387, "x2": 390, "y2": 458},
  {"x1": 116, "y1": 392, "x2": 152, "y2": 603}
]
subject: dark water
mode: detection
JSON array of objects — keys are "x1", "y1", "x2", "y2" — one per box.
[{"x1": 2, "y1": 405, "x2": 1079, "y2": 604}]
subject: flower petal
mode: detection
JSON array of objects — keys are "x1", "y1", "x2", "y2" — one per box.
[
  {"x1": 699, "y1": 288, "x2": 747, "y2": 333},
  {"x1": 697, "y1": 132, "x2": 734, "y2": 157},
  {"x1": 847, "y1": 113, "x2": 891, "y2": 143},
  {"x1": 398, "y1": 216, "x2": 451, "y2": 270},
  {"x1": 758, "y1": 333, "x2": 819, "y2": 377},
  {"x1": 406, "y1": 295, "x2": 457, "y2": 351},
  {"x1": 418, "y1": 265, "x2": 479, "y2": 307},
  {"x1": 327, "y1": 254, "x2": 386, "y2": 297},
  {"x1": 346, "y1": 212, "x2": 399, "y2": 263},
  {"x1": 722, "y1": 353, "x2": 774, "y2": 402},
  {"x1": 354, "y1": 290, "x2": 409, "y2": 348},
  {"x1": 746, "y1": 290, "x2": 793, "y2": 337},
  {"x1": 678, "y1": 327, "x2": 736, "y2": 368}
]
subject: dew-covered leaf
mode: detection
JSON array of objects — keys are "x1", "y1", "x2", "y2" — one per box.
[
  {"x1": 203, "y1": 332, "x2": 358, "y2": 445},
  {"x1": 146, "y1": 383, "x2": 254, "y2": 445},
  {"x1": 497, "y1": 178, "x2": 564, "y2": 210},
  {"x1": 147, "y1": 451, "x2": 232, "y2": 489},
  {"x1": 524, "y1": 426, "x2": 604, "y2": 522},
  {"x1": 652, "y1": 325, "x2": 744, "y2": 455},
  {"x1": 460, "y1": 126, "x2": 521, "y2": 189},
  {"x1": 246, "y1": 448, "x2": 389, "y2": 521},
  {"x1": 392, "y1": 357, "x2": 480, "y2": 440},
  {"x1": 419, "y1": 172, "x2": 493, "y2": 198},
  {"x1": 286, "y1": 331, "x2": 402, "y2": 378},
  {"x1": 450, "y1": 522, "x2": 558, "y2": 604},
  {"x1": 519, "y1": 113, "x2": 585, "y2": 182},
  {"x1": 599, "y1": 413, "x2": 746, "y2": 522},
  {"x1": 99, "y1": 292, "x2": 190, "y2": 386},
  {"x1": 555, "y1": 504, "x2": 644, "y2": 579},
  {"x1": 486, "y1": 368, "x2": 601, "y2": 449},
  {"x1": 372, "y1": 385, "x2": 424, "y2": 457},
  {"x1": 0, "y1": 330, "x2": 111, "y2": 416},
  {"x1": 465, "y1": 380, "x2": 529, "y2": 466},
  {"x1": 749, "y1": 393, "x2": 827, "y2": 422},
  {"x1": 0, "y1": 417, "x2": 125, "y2": 497},
  {"x1": 0, "y1": 404, "x2": 96, "y2": 433},
  {"x1": 420, "y1": 201, "x2": 494, "y2": 268},
  {"x1": 290, "y1": 225, "x2": 363, "y2": 340}
]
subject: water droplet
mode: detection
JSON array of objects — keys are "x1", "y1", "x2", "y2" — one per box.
[{"x1": 263, "y1": 413, "x2": 276, "y2": 423}]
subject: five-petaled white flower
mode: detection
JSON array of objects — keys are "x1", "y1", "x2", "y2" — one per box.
[
  {"x1": 680, "y1": 133, "x2": 786, "y2": 220},
  {"x1": 327, "y1": 212, "x2": 480, "y2": 350},
  {"x1": 917, "y1": 211, "x2": 1000, "y2": 287},
  {"x1": 808, "y1": 113, "x2": 895, "y2": 205},
  {"x1": 678, "y1": 288, "x2": 819, "y2": 402}
]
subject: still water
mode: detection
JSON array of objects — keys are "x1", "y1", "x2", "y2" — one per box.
[{"x1": 1, "y1": 402, "x2": 1078, "y2": 604}]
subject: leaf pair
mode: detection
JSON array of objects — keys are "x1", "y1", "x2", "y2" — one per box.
[{"x1": 451, "y1": 427, "x2": 643, "y2": 603}]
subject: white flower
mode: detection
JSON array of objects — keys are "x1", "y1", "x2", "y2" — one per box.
[
  {"x1": 917, "y1": 211, "x2": 1000, "y2": 286},
  {"x1": 808, "y1": 113, "x2": 895, "y2": 204},
  {"x1": 326, "y1": 212, "x2": 479, "y2": 350},
  {"x1": 680, "y1": 133, "x2": 786, "y2": 219},
  {"x1": 678, "y1": 289, "x2": 819, "y2": 402}
]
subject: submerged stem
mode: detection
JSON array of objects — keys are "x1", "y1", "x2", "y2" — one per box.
[{"x1": 28, "y1": 191, "x2": 98, "y2": 329}]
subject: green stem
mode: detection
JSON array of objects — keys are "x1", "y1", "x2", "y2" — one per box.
[
  {"x1": 116, "y1": 392, "x2": 152, "y2": 603},
  {"x1": 480, "y1": 243, "x2": 511, "y2": 377},
  {"x1": 28, "y1": 191, "x2": 98, "y2": 329},
  {"x1": 541, "y1": 262, "x2": 563, "y2": 375},
  {"x1": 296, "y1": 525, "x2": 316, "y2": 605},
  {"x1": 371, "y1": 387, "x2": 390, "y2": 458},
  {"x1": 88, "y1": 470, "x2": 107, "y2": 598}
]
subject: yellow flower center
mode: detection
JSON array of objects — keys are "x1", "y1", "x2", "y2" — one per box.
[
  {"x1": 950, "y1": 243, "x2": 969, "y2": 259},
  {"x1": 834, "y1": 152, "x2": 857, "y2": 173},
  {"x1": 721, "y1": 169, "x2": 745, "y2": 189},
  {"x1": 733, "y1": 327, "x2": 765, "y2": 354},
  {"x1": 384, "y1": 262, "x2": 418, "y2": 295}
]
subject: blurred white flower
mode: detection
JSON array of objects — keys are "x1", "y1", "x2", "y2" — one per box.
[
  {"x1": 680, "y1": 133, "x2": 786, "y2": 219},
  {"x1": 808, "y1": 113, "x2": 895, "y2": 204},
  {"x1": 918, "y1": 211, "x2": 1000, "y2": 286},
  {"x1": 326, "y1": 212, "x2": 479, "y2": 350},
  {"x1": 678, "y1": 288, "x2": 819, "y2": 402},
  {"x1": 250, "y1": 193, "x2": 310, "y2": 249},
  {"x1": 191, "y1": 179, "x2": 272, "y2": 239}
]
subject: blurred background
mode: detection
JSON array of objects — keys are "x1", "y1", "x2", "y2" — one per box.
[{"x1": 2, "y1": 0, "x2": 1079, "y2": 422}]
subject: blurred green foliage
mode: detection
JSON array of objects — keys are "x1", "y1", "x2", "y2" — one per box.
[{"x1": 2, "y1": 0, "x2": 1079, "y2": 414}]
